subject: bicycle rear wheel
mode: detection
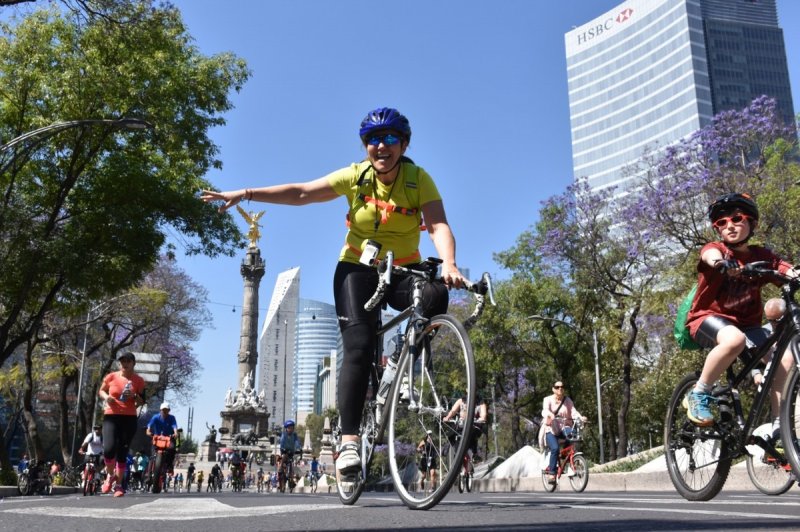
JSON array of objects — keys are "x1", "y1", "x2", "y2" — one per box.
[
  {"x1": 540, "y1": 458, "x2": 557, "y2": 493},
  {"x1": 388, "y1": 314, "x2": 475, "y2": 510},
  {"x1": 335, "y1": 402, "x2": 377, "y2": 505},
  {"x1": 780, "y1": 364, "x2": 800, "y2": 479},
  {"x1": 664, "y1": 373, "x2": 731, "y2": 501}
]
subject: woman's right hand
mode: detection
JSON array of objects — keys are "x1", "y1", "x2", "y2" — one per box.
[{"x1": 200, "y1": 189, "x2": 245, "y2": 213}]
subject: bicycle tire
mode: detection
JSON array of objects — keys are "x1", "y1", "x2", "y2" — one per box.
[
  {"x1": 569, "y1": 454, "x2": 589, "y2": 492},
  {"x1": 540, "y1": 459, "x2": 557, "y2": 492},
  {"x1": 780, "y1": 364, "x2": 800, "y2": 479},
  {"x1": 82, "y1": 473, "x2": 91, "y2": 496},
  {"x1": 466, "y1": 463, "x2": 473, "y2": 493},
  {"x1": 457, "y1": 473, "x2": 464, "y2": 493},
  {"x1": 152, "y1": 453, "x2": 165, "y2": 494},
  {"x1": 388, "y1": 313, "x2": 476, "y2": 510},
  {"x1": 743, "y1": 376, "x2": 794, "y2": 496},
  {"x1": 17, "y1": 473, "x2": 31, "y2": 496},
  {"x1": 335, "y1": 402, "x2": 376, "y2": 505},
  {"x1": 664, "y1": 372, "x2": 731, "y2": 501}
]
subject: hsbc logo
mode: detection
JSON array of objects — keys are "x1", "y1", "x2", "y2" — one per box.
[
  {"x1": 617, "y1": 8, "x2": 633, "y2": 23},
  {"x1": 576, "y1": 8, "x2": 635, "y2": 46}
]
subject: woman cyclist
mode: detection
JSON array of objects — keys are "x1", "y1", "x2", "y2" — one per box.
[
  {"x1": 541, "y1": 380, "x2": 586, "y2": 483},
  {"x1": 201, "y1": 107, "x2": 465, "y2": 474}
]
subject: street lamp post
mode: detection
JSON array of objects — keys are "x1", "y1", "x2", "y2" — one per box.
[
  {"x1": 0, "y1": 118, "x2": 153, "y2": 175},
  {"x1": 528, "y1": 314, "x2": 605, "y2": 464}
]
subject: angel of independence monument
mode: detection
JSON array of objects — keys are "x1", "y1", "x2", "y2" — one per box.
[{"x1": 202, "y1": 207, "x2": 270, "y2": 461}]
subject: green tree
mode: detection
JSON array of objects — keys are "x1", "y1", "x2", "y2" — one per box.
[{"x1": 0, "y1": 3, "x2": 249, "y2": 374}]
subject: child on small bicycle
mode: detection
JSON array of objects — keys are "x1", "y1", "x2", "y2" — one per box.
[{"x1": 684, "y1": 193, "x2": 797, "y2": 430}]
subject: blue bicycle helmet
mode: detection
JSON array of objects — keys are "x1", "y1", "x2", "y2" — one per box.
[
  {"x1": 359, "y1": 107, "x2": 411, "y2": 141},
  {"x1": 284, "y1": 419, "x2": 295, "y2": 428}
]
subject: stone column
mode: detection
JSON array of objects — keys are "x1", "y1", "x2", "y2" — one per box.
[{"x1": 238, "y1": 247, "x2": 265, "y2": 389}]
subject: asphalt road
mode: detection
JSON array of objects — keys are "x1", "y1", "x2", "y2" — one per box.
[{"x1": 1, "y1": 488, "x2": 799, "y2": 531}]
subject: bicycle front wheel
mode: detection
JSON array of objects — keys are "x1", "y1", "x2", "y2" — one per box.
[
  {"x1": 780, "y1": 364, "x2": 800, "y2": 478},
  {"x1": 388, "y1": 314, "x2": 475, "y2": 510},
  {"x1": 568, "y1": 455, "x2": 589, "y2": 492},
  {"x1": 664, "y1": 373, "x2": 731, "y2": 501}
]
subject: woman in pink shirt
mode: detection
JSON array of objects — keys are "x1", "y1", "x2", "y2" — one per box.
[{"x1": 542, "y1": 380, "x2": 587, "y2": 481}]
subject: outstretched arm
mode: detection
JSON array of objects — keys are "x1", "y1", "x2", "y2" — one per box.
[{"x1": 201, "y1": 177, "x2": 339, "y2": 213}]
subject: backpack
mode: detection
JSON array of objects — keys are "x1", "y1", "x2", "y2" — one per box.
[
  {"x1": 674, "y1": 284, "x2": 702, "y2": 350},
  {"x1": 348, "y1": 157, "x2": 423, "y2": 230}
]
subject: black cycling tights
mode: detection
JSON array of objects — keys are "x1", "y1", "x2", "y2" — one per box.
[
  {"x1": 103, "y1": 414, "x2": 138, "y2": 464},
  {"x1": 333, "y1": 261, "x2": 448, "y2": 435}
]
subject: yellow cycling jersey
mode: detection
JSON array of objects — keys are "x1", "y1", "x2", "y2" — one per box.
[{"x1": 326, "y1": 161, "x2": 441, "y2": 265}]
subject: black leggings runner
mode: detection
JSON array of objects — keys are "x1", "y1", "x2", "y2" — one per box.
[{"x1": 103, "y1": 414, "x2": 139, "y2": 464}]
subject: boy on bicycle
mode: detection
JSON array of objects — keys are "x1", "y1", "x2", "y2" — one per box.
[{"x1": 685, "y1": 193, "x2": 797, "y2": 429}]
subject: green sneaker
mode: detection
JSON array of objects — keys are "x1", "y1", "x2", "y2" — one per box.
[{"x1": 682, "y1": 390, "x2": 715, "y2": 427}]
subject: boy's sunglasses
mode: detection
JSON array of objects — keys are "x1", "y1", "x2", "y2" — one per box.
[
  {"x1": 712, "y1": 214, "x2": 751, "y2": 229},
  {"x1": 366, "y1": 134, "x2": 401, "y2": 146}
]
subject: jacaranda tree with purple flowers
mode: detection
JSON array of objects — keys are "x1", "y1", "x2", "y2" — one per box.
[{"x1": 623, "y1": 96, "x2": 798, "y2": 255}]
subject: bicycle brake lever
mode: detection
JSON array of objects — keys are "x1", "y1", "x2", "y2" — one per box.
[
  {"x1": 380, "y1": 251, "x2": 394, "y2": 285},
  {"x1": 481, "y1": 273, "x2": 496, "y2": 306}
]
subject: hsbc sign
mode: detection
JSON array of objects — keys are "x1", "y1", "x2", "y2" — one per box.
[{"x1": 576, "y1": 8, "x2": 634, "y2": 46}]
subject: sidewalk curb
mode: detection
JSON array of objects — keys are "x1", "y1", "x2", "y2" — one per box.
[{"x1": 474, "y1": 467, "x2": 754, "y2": 493}]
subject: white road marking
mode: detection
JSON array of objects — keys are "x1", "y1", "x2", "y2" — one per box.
[
  {"x1": 559, "y1": 503, "x2": 797, "y2": 521},
  {"x1": 1, "y1": 498, "x2": 343, "y2": 521}
]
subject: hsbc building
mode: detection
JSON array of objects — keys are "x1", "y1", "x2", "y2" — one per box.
[{"x1": 565, "y1": 0, "x2": 794, "y2": 195}]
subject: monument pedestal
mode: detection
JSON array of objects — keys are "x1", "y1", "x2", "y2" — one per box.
[
  {"x1": 199, "y1": 441, "x2": 218, "y2": 462},
  {"x1": 219, "y1": 407, "x2": 271, "y2": 448},
  {"x1": 318, "y1": 416, "x2": 335, "y2": 470}
]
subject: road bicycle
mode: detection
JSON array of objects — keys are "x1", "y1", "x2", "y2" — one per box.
[
  {"x1": 664, "y1": 263, "x2": 800, "y2": 500},
  {"x1": 334, "y1": 252, "x2": 495, "y2": 510},
  {"x1": 307, "y1": 470, "x2": 319, "y2": 493},
  {"x1": 540, "y1": 418, "x2": 589, "y2": 493},
  {"x1": 207, "y1": 471, "x2": 223, "y2": 492},
  {"x1": 79, "y1": 454, "x2": 102, "y2": 496},
  {"x1": 145, "y1": 430, "x2": 181, "y2": 494},
  {"x1": 17, "y1": 459, "x2": 52, "y2": 496},
  {"x1": 278, "y1": 451, "x2": 299, "y2": 493},
  {"x1": 230, "y1": 464, "x2": 245, "y2": 492},
  {"x1": 443, "y1": 419, "x2": 476, "y2": 493}
]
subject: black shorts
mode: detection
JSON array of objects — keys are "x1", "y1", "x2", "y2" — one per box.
[
  {"x1": 419, "y1": 456, "x2": 438, "y2": 472},
  {"x1": 693, "y1": 315, "x2": 770, "y2": 350}
]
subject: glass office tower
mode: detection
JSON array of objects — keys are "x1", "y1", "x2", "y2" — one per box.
[
  {"x1": 565, "y1": 0, "x2": 794, "y2": 194},
  {"x1": 293, "y1": 299, "x2": 339, "y2": 425}
]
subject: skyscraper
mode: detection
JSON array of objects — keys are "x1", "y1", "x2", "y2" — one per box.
[
  {"x1": 258, "y1": 267, "x2": 300, "y2": 428},
  {"x1": 293, "y1": 298, "x2": 339, "y2": 425},
  {"x1": 565, "y1": 0, "x2": 794, "y2": 194}
]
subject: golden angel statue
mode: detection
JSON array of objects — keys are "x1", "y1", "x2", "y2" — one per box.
[{"x1": 236, "y1": 205, "x2": 265, "y2": 248}]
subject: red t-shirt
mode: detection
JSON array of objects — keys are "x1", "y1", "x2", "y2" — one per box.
[
  {"x1": 102, "y1": 371, "x2": 146, "y2": 416},
  {"x1": 687, "y1": 241, "x2": 792, "y2": 337}
]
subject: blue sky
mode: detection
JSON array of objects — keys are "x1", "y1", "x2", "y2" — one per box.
[{"x1": 167, "y1": 0, "x2": 800, "y2": 440}]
